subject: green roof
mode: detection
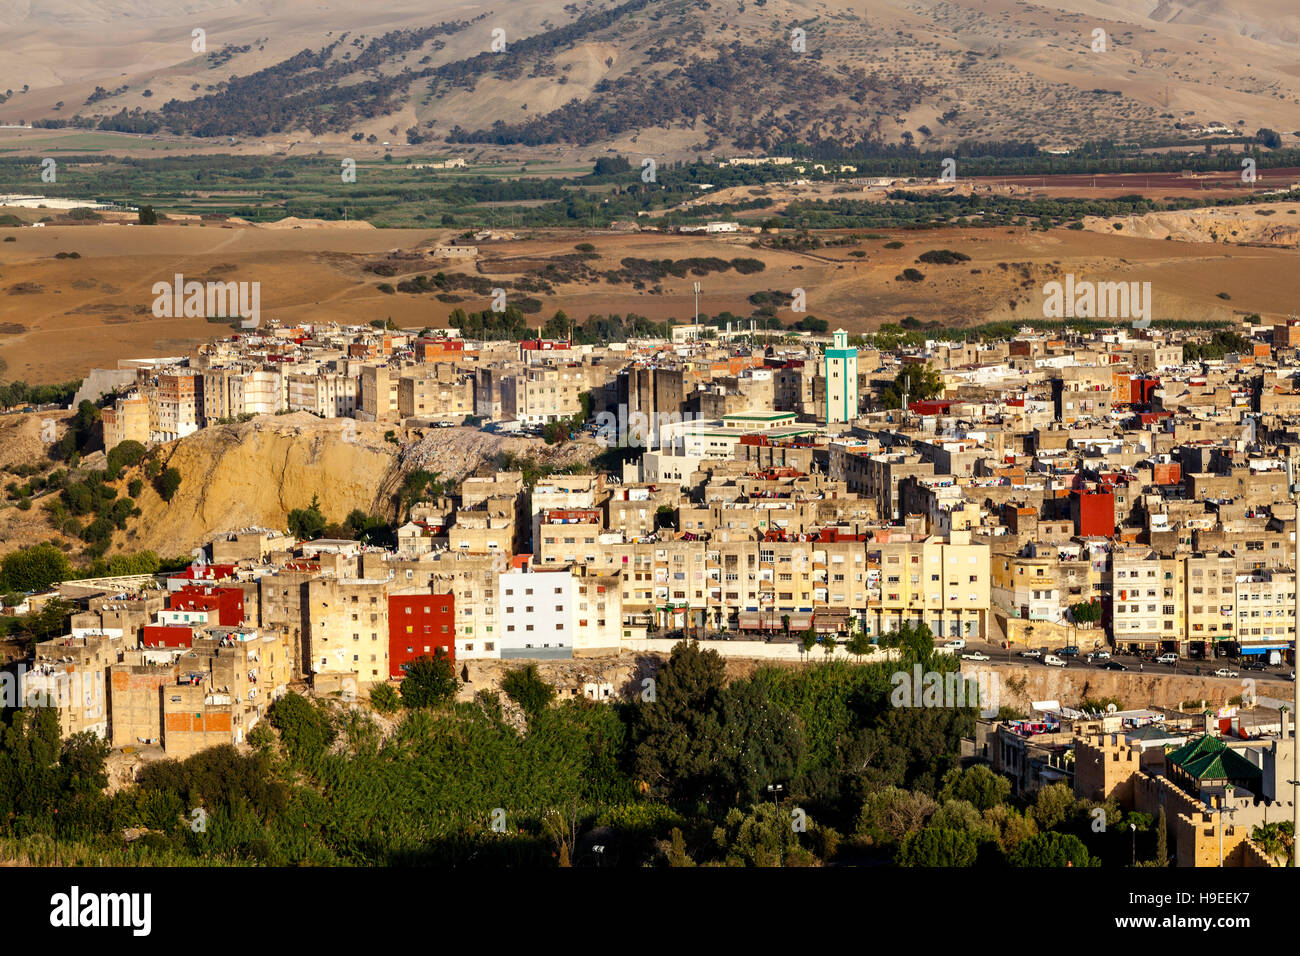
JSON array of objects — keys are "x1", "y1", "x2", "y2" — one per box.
[
  {"x1": 1165, "y1": 734, "x2": 1261, "y2": 782},
  {"x1": 1165, "y1": 733, "x2": 1222, "y2": 766}
]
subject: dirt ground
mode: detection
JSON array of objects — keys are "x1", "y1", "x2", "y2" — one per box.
[{"x1": 3, "y1": 217, "x2": 1298, "y2": 383}]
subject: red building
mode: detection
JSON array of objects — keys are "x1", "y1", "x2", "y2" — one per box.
[
  {"x1": 1130, "y1": 377, "x2": 1159, "y2": 406},
  {"x1": 1071, "y1": 490, "x2": 1116, "y2": 538},
  {"x1": 170, "y1": 564, "x2": 238, "y2": 585},
  {"x1": 388, "y1": 593, "x2": 455, "y2": 678},
  {"x1": 142, "y1": 625, "x2": 194, "y2": 649},
  {"x1": 168, "y1": 585, "x2": 245, "y2": 627}
]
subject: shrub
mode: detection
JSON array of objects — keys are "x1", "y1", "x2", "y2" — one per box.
[{"x1": 155, "y1": 466, "x2": 182, "y2": 502}]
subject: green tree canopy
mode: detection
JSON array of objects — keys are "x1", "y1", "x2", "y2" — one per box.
[
  {"x1": 501, "y1": 664, "x2": 556, "y2": 720},
  {"x1": 1008, "y1": 831, "x2": 1097, "y2": 867},
  {"x1": 0, "y1": 544, "x2": 71, "y2": 592},
  {"x1": 400, "y1": 649, "x2": 459, "y2": 708},
  {"x1": 882, "y1": 364, "x2": 943, "y2": 410},
  {"x1": 896, "y1": 826, "x2": 979, "y2": 866},
  {"x1": 631, "y1": 640, "x2": 726, "y2": 802}
]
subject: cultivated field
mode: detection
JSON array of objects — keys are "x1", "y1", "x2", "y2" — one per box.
[{"x1": 1, "y1": 216, "x2": 1297, "y2": 382}]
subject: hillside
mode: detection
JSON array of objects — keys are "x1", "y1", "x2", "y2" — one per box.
[
  {"x1": 3, "y1": 0, "x2": 1299, "y2": 156},
  {"x1": 0, "y1": 411, "x2": 601, "y2": 560}
]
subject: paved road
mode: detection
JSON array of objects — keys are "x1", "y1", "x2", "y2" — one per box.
[{"x1": 953, "y1": 638, "x2": 1294, "y2": 685}]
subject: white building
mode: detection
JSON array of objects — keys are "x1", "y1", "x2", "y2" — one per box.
[{"x1": 497, "y1": 568, "x2": 578, "y2": 659}]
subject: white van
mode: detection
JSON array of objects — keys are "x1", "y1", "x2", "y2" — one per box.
[{"x1": 1043, "y1": 654, "x2": 1067, "y2": 667}]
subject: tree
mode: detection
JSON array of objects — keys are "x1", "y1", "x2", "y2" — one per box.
[
  {"x1": 368, "y1": 683, "x2": 400, "y2": 715},
  {"x1": 857, "y1": 786, "x2": 937, "y2": 844},
  {"x1": 631, "y1": 640, "x2": 726, "y2": 802},
  {"x1": 714, "y1": 680, "x2": 803, "y2": 806},
  {"x1": 896, "y1": 826, "x2": 979, "y2": 866},
  {"x1": 1071, "y1": 600, "x2": 1102, "y2": 625},
  {"x1": 400, "y1": 649, "x2": 458, "y2": 708},
  {"x1": 105, "y1": 440, "x2": 147, "y2": 480},
  {"x1": 939, "y1": 765, "x2": 1012, "y2": 812},
  {"x1": 847, "y1": 626, "x2": 873, "y2": 661},
  {"x1": 1256, "y1": 128, "x2": 1282, "y2": 149},
  {"x1": 0, "y1": 544, "x2": 71, "y2": 592},
  {"x1": 713, "y1": 802, "x2": 820, "y2": 867},
  {"x1": 59, "y1": 731, "x2": 110, "y2": 794},
  {"x1": 882, "y1": 364, "x2": 942, "y2": 410},
  {"x1": 267, "y1": 693, "x2": 335, "y2": 766},
  {"x1": 155, "y1": 466, "x2": 182, "y2": 502},
  {"x1": 878, "y1": 620, "x2": 936, "y2": 661},
  {"x1": 501, "y1": 664, "x2": 555, "y2": 719},
  {"x1": 1155, "y1": 806, "x2": 1169, "y2": 866},
  {"x1": 287, "y1": 495, "x2": 327, "y2": 540},
  {"x1": 1031, "y1": 782, "x2": 1077, "y2": 831},
  {"x1": 138, "y1": 205, "x2": 158, "y2": 225},
  {"x1": 19, "y1": 597, "x2": 72, "y2": 644},
  {"x1": 1008, "y1": 831, "x2": 1097, "y2": 867}
]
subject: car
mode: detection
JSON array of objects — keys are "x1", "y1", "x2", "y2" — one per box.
[
  {"x1": 961, "y1": 651, "x2": 990, "y2": 661},
  {"x1": 1043, "y1": 654, "x2": 1067, "y2": 667},
  {"x1": 1213, "y1": 668, "x2": 1239, "y2": 678},
  {"x1": 437, "y1": 420, "x2": 457, "y2": 428},
  {"x1": 1060, "y1": 646, "x2": 1080, "y2": 657},
  {"x1": 1101, "y1": 660, "x2": 1129, "y2": 671},
  {"x1": 1156, "y1": 653, "x2": 1179, "y2": 665},
  {"x1": 1019, "y1": 649, "x2": 1042, "y2": 659},
  {"x1": 943, "y1": 639, "x2": 966, "y2": 650},
  {"x1": 1093, "y1": 650, "x2": 1111, "y2": 661}
]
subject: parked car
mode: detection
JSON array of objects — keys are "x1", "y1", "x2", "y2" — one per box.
[
  {"x1": 1060, "y1": 646, "x2": 1080, "y2": 657},
  {"x1": 1093, "y1": 650, "x2": 1111, "y2": 661},
  {"x1": 437, "y1": 420, "x2": 457, "y2": 428},
  {"x1": 943, "y1": 638, "x2": 966, "y2": 650},
  {"x1": 1019, "y1": 649, "x2": 1042, "y2": 659},
  {"x1": 1043, "y1": 654, "x2": 1067, "y2": 667},
  {"x1": 961, "y1": 651, "x2": 990, "y2": 661},
  {"x1": 1101, "y1": 660, "x2": 1129, "y2": 671},
  {"x1": 1213, "y1": 668, "x2": 1238, "y2": 678},
  {"x1": 1156, "y1": 653, "x2": 1179, "y2": 665}
]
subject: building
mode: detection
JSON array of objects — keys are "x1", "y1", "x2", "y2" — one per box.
[
  {"x1": 388, "y1": 592, "x2": 455, "y2": 677},
  {"x1": 823, "y1": 329, "x2": 859, "y2": 424}
]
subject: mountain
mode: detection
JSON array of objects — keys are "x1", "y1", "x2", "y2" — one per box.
[{"x1": 2, "y1": 0, "x2": 1298, "y2": 155}]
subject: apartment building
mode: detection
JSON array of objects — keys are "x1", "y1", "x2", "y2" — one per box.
[
  {"x1": 388, "y1": 591, "x2": 455, "y2": 677},
  {"x1": 867, "y1": 531, "x2": 991, "y2": 641},
  {"x1": 305, "y1": 576, "x2": 391, "y2": 685},
  {"x1": 398, "y1": 374, "x2": 474, "y2": 421},
  {"x1": 101, "y1": 392, "x2": 150, "y2": 452},
  {"x1": 359, "y1": 365, "x2": 400, "y2": 422},
  {"x1": 150, "y1": 370, "x2": 203, "y2": 443}
]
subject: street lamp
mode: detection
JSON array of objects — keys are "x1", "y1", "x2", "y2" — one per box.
[
  {"x1": 767, "y1": 783, "x2": 786, "y2": 867},
  {"x1": 767, "y1": 783, "x2": 784, "y2": 810},
  {"x1": 1130, "y1": 823, "x2": 1137, "y2": 867}
]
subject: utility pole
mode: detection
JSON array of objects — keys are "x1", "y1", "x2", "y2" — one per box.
[{"x1": 693, "y1": 281, "x2": 700, "y2": 328}]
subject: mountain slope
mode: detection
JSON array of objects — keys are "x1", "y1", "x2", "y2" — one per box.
[{"x1": 3, "y1": 0, "x2": 1299, "y2": 155}]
